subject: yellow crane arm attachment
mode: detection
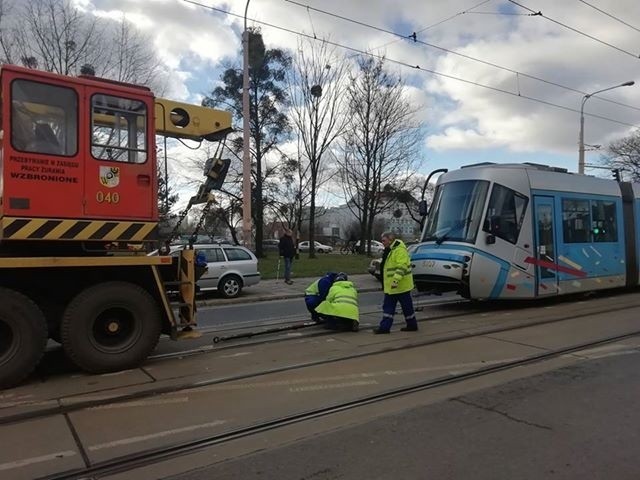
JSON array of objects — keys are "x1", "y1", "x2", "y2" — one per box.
[{"x1": 154, "y1": 98, "x2": 233, "y2": 142}]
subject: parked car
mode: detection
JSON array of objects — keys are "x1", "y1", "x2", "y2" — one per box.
[
  {"x1": 151, "y1": 244, "x2": 260, "y2": 298},
  {"x1": 356, "y1": 239, "x2": 385, "y2": 255},
  {"x1": 262, "y1": 239, "x2": 280, "y2": 252},
  {"x1": 298, "y1": 240, "x2": 333, "y2": 253},
  {"x1": 368, "y1": 243, "x2": 419, "y2": 281}
]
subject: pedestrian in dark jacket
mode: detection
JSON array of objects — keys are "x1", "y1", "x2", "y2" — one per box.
[{"x1": 278, "y1": 228, "x2": 295, "y2": 284}]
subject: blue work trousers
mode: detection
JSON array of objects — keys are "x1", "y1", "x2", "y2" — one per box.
[
  {"x1": 305, "y1": 295, "x2": 321, "y2": 322},
  {"x1": 379, "y1": 291, "x2": 417, "y2": 332}
]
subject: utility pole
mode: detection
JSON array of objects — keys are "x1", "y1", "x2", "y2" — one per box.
[
  {"x1": 578, "y1": 80, "x2": 634, "y2": 174},
  {"x1": 242, "y1": 0, "x2": 252, "y2": 248}
]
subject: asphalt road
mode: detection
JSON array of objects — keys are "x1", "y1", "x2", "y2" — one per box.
[
  {"x1": 169, "y1": 348, "x2": 640, "y2": 480},
  {"x1": 195, "y1": 291, "x2": 386, "y2": 329}
]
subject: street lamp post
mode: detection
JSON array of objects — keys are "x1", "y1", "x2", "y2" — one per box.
[
  {"x1": 242, "y1": 0, "x2": 252, "y2": 248},
  {"x1": 578, "y1": 80, "x2": 634, "y2": 174}
]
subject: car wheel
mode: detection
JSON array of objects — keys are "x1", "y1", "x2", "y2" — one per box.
[{"x1": 218, "y1": 274, "x2": 243, "y2": 298}]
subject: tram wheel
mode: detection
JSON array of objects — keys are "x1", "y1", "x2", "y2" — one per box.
[
  {"x1": 61, "y1": 282, "x2": 161, "y2": 373},
  {"x1": 0, "y1": 288, "x2": 48, "y2": 388}
]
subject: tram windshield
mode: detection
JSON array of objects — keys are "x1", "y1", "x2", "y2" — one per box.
[{"x1": 422, "y1": 180, "x2": 489, "y2": 244}]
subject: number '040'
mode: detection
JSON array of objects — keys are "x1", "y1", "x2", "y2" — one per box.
[{"x1": 96, "y1": 191, "x2": 120, "y2": 204}]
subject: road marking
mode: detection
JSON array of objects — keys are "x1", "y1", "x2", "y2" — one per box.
[
  {"x1": 290, "y1": 380, "x2": 378, "y2": 392},
  {"x1": 185, "y1": 360, "x2": 523, "y2": 394},
  {"x1": 88, "y1": 420, "x2": 227, "y2": 452},
  {"x1": 88, "y1": 397, "x2": 190, "y2": 410},
  {"x1": 99, "y1": 370, "x2": 134, "y2": 377},
  {"x1": 220, "y1": 352, "x2": 252, "y2": 358},
  {"x1": 0, "y1": 393, "x2": 33, "y2": 400},
  {"x1": 0, "y1": 451, "x2": 76, "y2": 471},
  {"x1": 0, "y1": 399, "x2": 57, "y2": 409}
]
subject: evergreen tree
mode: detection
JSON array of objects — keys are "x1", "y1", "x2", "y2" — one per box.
[
  {"x1": 158, "y1": 172, "x2": 178, "y2": 235},
  {"x1": 202, "y1": 27, "x2": 290, "y2": 257}
]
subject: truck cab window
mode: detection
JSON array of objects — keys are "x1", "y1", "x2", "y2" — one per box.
[
  {"x1": 91, "y1": 94, "x2": 147, "y2": 163},
  {"x1": 10, "y1": 79, "x2": 77, "y2": 156}
]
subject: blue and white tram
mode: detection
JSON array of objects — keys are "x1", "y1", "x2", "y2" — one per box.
[{"x1": 411, "y1": 162, "x2": 639, "y2": 299}]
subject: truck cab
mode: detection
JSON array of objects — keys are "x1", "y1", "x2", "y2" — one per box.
[{"x1": 1, "y1": 64, "x2": 158, "y2": 245}]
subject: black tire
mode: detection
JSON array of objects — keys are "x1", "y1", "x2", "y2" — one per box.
[
  {"x1": 218, "y1": 274, "x2": 243, "y2": 298},
  {"x1": 0, "y1": 288, "x2": 47, "y2": 388},
  {"x1": 61, "y1": 282, "x2": 161, "y2": 373}
]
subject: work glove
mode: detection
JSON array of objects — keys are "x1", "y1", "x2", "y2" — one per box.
[{"x1": 390, "y1": 280, "x2": 398, "y2": 289}]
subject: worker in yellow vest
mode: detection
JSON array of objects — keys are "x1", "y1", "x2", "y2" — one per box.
[
  {"x1": 315, "y1": 272, "x2": 359, "y2": 332},
  {"x1": 373, "y1": 232, "x2": 417, "y2": 334}
]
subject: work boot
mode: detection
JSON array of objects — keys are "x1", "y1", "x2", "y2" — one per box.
[
  {"x1": 372, "y1": 327, "x2": 390, "y2": 334},
  {"x1": 351, "y1": 322, "x2": 359, "y2": 332},
  {"x1": 400, "y1": 325, "x2": 418, "y2": 332}
]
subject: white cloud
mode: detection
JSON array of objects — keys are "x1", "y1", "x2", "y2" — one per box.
[{"x1": 79, "y1": 0, "x2": 640, "y2": 173}]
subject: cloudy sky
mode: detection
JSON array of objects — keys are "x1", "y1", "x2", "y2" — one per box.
[{"x1": 84, "y1": 0, "x2": 639, "y2": 177}]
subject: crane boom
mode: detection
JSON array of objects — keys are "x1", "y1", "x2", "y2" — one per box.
[{"x1": 155, "y1": 98, "x2": 233, "y2": 142}]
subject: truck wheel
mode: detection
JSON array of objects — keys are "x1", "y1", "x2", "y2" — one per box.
[
  {"x1": 0, "y1": 288, "x2": 47, "y2": 388},
  {"x1": 61, "y1": 282, "x2": 161, "y2": 373}
]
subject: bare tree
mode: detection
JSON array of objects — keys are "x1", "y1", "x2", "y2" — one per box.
[
  {"x1": 287, "y1": 39, "x2": 348, "y2": 258},
  {"x1": 600, "y1": 131, "x2": 640, "y2": 181},
  {"x1": 203, "y1": 29, "x2": 291, "y2": 258},
  {"x1": 269, "y1": 155, "x2": 307, "y2": 232},
  {"x1": 0, "y1": 0, "x2": 167, "y2": 92},
  {"x1": 11, "y1": 0, "x2": 104, "y2": 75},
  {"x1": 338, "y1": 56, "x2": 422, "y2": 255},
  {"x1": 102, "y1": 15, "x2": 168, "y2": 94}
]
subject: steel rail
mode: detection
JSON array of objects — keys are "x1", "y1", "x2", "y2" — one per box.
[
  {"x1": 41, "y1": 329, "x2": 640, "y2": 480},
  {"x1": 3, "y1": 296, "x2": 639, "y2": 428}
]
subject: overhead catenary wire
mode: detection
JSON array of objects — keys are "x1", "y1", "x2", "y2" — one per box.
[
  {"x1": 284, "y1": 0, "x2": 640, "y2": 114},
  {"x1": 507, "y1": 0, "x2": 640, "y2": 59},
  {"x1": 577, "y1": 0, "x2": 640, "y2": 34},
  {"x1": 182, "y1": 0, "x2": 640, "y2": 130},
  {"x1": 362, "y1": 0, "x2": 494, "y2": 55}
]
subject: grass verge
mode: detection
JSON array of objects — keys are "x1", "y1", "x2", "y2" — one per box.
[{"x1": 258, "y1": 253, "x2": 375, "y2": 280}]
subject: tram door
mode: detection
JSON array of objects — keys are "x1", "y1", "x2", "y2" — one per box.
[{"x1": 533, "y1": 196, "x2": 559, "y2": 296}]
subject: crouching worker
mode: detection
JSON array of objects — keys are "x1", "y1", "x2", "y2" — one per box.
[
  {"x1": 315, "y1": 272, "x2": 359, "y2": 332},
  {"x1": 304, "y1": 272, "x2": 338, "y2": 323}
]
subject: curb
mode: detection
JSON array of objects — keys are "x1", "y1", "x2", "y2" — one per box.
[{"x1": 196, "y1": 286, "x2": 382, "y2": 308}]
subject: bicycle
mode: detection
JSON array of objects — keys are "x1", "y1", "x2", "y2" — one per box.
[{"x1": 340, "y1": 242, "x2": 357, "y2": 255}]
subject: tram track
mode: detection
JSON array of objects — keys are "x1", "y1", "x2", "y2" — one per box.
[
  {"x1": 40, "y1": 328, "x2": 640, "y2": 480},
  {"x1": 3, "y1": 293, "x2": 640, "y2": 429},
  {"x1": 147, "y1": 297, "x2": 470, "y2": 360}
]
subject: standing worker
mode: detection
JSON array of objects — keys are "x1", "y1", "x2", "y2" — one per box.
[
  {"x1": 315, "y1": 272, "x2": 359, "y2": 332},
  {"x1": 373, "y1": 232, "x2": 418, "y2": 334},
  {"x1": 278, "y1": 228, "x2": 295, "y2": 285},
  {"x1": 304, "y1": 272, "x2": 338, "y2": 323}
]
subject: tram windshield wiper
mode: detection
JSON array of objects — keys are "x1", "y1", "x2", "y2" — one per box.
[{"x1": 435, "y1": 227, "x2": 451, "y2": 245}]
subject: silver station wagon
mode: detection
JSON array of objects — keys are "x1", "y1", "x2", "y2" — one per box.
[{"x1": 158, "y1": 244, "x2": 261, "y2": 298}]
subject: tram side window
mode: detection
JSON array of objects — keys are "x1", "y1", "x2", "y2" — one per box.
[
  {"x1": 11, "y1": 79, "x2": 78, "y2": 156},
  {"x1": 483, "y1": 184, "x2": 528, "y2": 244},
  {"x1": 91, "y1": 94, "x2": 147, "y2": 163},
  {"x1": 562, "y1": 199, "x2": 591, "y2": 243},
  {"x1": 591, "y1": 200, "x2": 617, "y2": 242}
]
